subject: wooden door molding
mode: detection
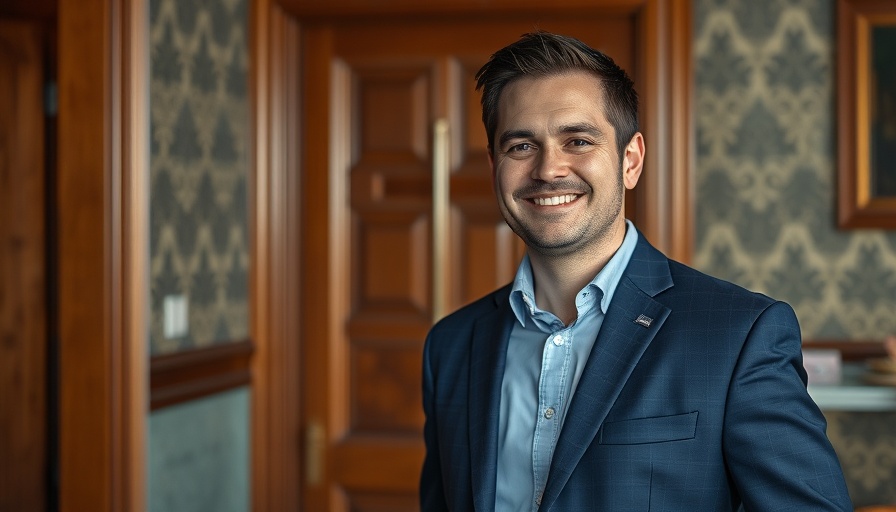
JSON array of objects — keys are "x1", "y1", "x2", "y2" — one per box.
[
  {"x1": 250, "y1": 0, "x2": 305, "y2": 510},
  {"x1": 57, "y1": 0, "x2": 148, "y2": 509},
  {"x1": 637, "y1": 0, "x2": 693, "y2": 264},
  {"x1": 254, "y1": 1, "x2": 692, "y2": 510},
  {"x1": 281, "y1": 0, "x2": 670, "y2": 17}
]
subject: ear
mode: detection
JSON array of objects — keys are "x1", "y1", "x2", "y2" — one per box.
[{"x1": 621, "y1": 132, "x2": 645, "y2": 190}]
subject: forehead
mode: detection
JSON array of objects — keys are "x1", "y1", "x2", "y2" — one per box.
[{"x1": 496, "y1": 71, "x2": 608, "y2": 130}]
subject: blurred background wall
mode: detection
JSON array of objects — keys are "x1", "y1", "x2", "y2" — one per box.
[{"x1": 694, "y1": 0, "x2": 896, "y2": 506}]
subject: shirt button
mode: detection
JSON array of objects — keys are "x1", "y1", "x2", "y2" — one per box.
[
  {"x1": 552, "y1": 335, "x2": 564, "y2": 346},
  {"x1": 544, "y1": 407, "x2": 555, "y2": 419}
]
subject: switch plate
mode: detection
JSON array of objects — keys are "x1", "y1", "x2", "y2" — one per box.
[{"x1": 163, "y1": 294, "x2": 188, "y2": 339}]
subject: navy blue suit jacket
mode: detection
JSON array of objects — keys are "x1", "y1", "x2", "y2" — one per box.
[{"x1": 420, "y1": 233, "x2": 851, "y2": 511}]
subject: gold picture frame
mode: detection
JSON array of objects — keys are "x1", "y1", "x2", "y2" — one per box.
[{"x1": 838, "y1": 0, "x2": 896, "y2": 228}]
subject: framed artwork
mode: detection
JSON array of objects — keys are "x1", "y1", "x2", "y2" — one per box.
[{"x1": 838, "y1": 0, "x2": 896, "y2": 228}]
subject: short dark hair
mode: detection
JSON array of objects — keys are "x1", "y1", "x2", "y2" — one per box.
[{"x1": 475, "y1": 31, "x2": 639, "y2": 157}]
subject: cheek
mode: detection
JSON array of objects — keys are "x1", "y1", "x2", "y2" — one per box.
[{"x1": 493, "y1": 167, "x2": 516, "y2": 196}]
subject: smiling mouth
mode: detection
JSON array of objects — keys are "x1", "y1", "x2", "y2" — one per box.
[{"x1": 531, "y1": 194, "x2": 579, "y2": 206}]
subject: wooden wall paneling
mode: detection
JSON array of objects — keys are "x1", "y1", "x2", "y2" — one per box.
[
  {"x1": 0, "y1": 19, "x2": 47, "y2": 512},
  {"x1": 57, "y1": 0, "x2": 147, "y2": 509}
]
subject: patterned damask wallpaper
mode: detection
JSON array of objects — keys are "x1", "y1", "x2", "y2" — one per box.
[
  {"x1": 149, "y1": 0, "x2": 250, "y2": 355},
  {"x1": 694, "y1": 0, "x2": 896, "y2": 506},
  {"x1": 693, "y1": 0, "x2": 896, "y2": 340}
]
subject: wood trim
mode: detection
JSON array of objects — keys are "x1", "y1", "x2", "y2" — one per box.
[
  {"x1": 280, "y1": 0, "x2": 648, "y2": 17},
  {"x1": 803, "y1": 340, "x2": 888, "y2": 362},
  {"x1": 57, "y1": 0, "x2": 146, "y2": 510},
  {"x1": 636, "y1": 0, "x2": 693, "y2": 264},
  {"x1": 299, "y1": 22, "x2": 337, "y2": 512},
  {"x1": 150, "y1": 341, "x2": 254, "y2": 411},
  {"x1": 119, "y1": 0, "x2": 149, "y2": 508},
  {"x1": 669, "y1": 0, "x2": 694, "y2": 264},
  {"x1": 251, "y1": 1, "x2": 304, "y2": 510}
]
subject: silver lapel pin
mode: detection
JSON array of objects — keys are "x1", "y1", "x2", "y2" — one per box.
[{"x1": 634, "y1": 314, "x2": 653, "y2": 328}]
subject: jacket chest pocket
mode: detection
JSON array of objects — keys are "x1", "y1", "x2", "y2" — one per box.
[{"x1": 598, "y1": 411, "x2": 698, "y2": 445}]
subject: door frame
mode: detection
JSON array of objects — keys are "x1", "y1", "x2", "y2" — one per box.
[
  {"x1": 250, "y1": 0, "x2": 305, "y2": 509},
  {"x1": 252, "y1": 0, "x2": 692, "y2": 509},
  {"x1": 56, "y1": 0, "x2": 149, "y2": 509}
]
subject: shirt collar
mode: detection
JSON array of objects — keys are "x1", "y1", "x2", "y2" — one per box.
[{"x1": 509, "y1": 219, "x2": 639, "y2": 327}]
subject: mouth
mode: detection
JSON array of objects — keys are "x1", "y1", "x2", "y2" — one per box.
[{"x1": 530, "y1": 194, "x2": 580, "y2": 206}]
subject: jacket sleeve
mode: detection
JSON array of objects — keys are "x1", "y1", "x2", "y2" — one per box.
[
  {"x1": 420, "y1": 332, "x2": 449, "y2": 511},
  {"x1": 723, "y1": 301, "x2": 852, "y2": 511}
]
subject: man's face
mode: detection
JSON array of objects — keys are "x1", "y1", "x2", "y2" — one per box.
[{"x1": 489, "y1": 71, "x2": 643, "y2": 258}]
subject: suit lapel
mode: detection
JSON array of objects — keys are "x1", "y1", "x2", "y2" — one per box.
[
  {"x1": 469, "y1": 289, "x2": 514, "y2": 512},
  {"x1": 539, "y1": 235, "x2": 674, "y2": 511}
]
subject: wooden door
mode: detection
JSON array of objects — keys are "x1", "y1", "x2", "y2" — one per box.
[
  {"x1": 300, "y1": 14, "x2": 644, "y2": 511},
  {"x1": 0, "y1": 19, "x2": 47, "y2": 512}
]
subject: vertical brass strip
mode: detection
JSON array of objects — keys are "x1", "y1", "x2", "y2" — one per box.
[
  {"x1": 432, "y1": 119, "x2": 450, "y2": 323},
  {"x1": 304, "y1": 421, "x2": 324, "y2": 486}
]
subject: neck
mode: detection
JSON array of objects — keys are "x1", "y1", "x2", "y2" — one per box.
[{"x1": 528, "y1": 220, "x2": 626, "y2": 325}]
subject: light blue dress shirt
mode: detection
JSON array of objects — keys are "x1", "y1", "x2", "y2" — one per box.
[{"x1": 495, "y1": 220, "x2": 639, "y2": 511}]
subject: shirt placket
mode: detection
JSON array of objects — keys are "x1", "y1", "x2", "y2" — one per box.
[{"x1": 532, "y1": 328, "x2": 571, "y2": 509}]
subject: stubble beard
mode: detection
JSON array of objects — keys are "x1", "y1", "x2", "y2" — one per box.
[{"x1": 506, "y1": 174, "x2": 625, "y2": 258}]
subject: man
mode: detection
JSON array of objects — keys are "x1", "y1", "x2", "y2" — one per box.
[{"x1": 420, "y1": 31, "x2": 851, "y2": 511}]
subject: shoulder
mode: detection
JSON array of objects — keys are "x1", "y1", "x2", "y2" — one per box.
[
  {"x1": 665, "y1": 258, "x2": 778, "y2": 312},
  {"x1": 628, "y1": 231, "x2": 779, "y2": 313},
  {"x1": 653, "y1": 259, "x2": 804, "y2": 345},
  {"x1": 428, "y1": 284, "x2": 511, "y2": 337},
  {"x1": 423, "y1": 284, "x2": 512, "y2": 371}
]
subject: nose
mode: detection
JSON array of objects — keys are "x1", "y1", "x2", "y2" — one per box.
[{"x1": 531, "y1": 145, "x2": 570, "y2": 181}]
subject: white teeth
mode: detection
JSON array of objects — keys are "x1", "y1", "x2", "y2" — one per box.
[{"x1": 534, "y1": 194, "x2": 577, "y2": 206}]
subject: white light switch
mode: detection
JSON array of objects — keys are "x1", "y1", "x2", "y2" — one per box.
[{"x1": 163, "y1": 294, "x2": 189, "y2": 339}]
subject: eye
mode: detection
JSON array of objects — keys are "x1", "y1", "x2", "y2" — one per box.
[
  {"x1": 509, "y1": 142, "x2": 534, "y2": 152},
  {"x1": 569, "y1": 139, "x2": 591, "y2": 147}
]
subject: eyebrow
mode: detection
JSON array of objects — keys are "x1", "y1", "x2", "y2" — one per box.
[
  {"x1": 557, "y1": 123, "x2": 605, "y2": 138},
  {"x1": 497, "y1": 123, "x2": 606, "y2": 148},
  {"x1": 497, "y1": 129, "x2": 535, "y2": 148}
]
